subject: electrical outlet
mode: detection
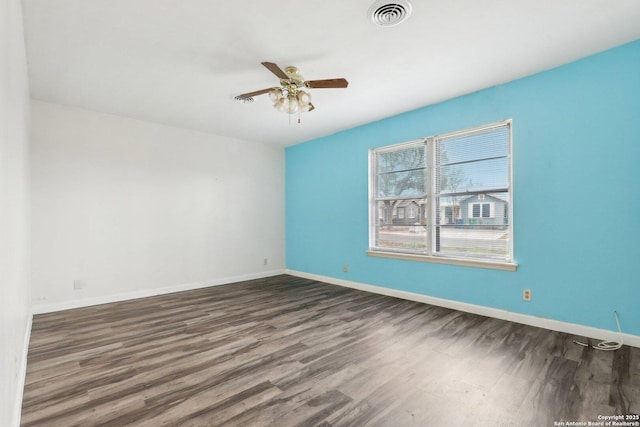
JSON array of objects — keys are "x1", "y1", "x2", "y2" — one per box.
[
  {"x1": 343, "y1": 264, "x2": 348, "y2": 273},
  {"x1": 523, "y1": 289, "x2": 532, "y2": 301},
  {"x1": 73, "y1": 280, "x2": 85, "y2": 290},
  {"x1": 263, "y1": 258, "x2": 268, "y2": 266}
]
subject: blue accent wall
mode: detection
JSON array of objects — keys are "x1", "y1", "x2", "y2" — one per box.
[{"x1": 286, "y1": 39, "x2": 640, "y2": 336}]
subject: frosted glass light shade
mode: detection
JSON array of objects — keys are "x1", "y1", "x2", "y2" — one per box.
[{"x1": 269, "y1": 88, "x2": 282, "y2": 102}]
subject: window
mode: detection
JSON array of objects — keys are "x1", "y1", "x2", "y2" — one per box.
[
  {"x1": 470, "y1": 202, "x2": 493, "y2": 218},
  {"x1": 482, "y1": 203, "x2": 491, "y2": 218},
  {"x1": 368, "y1": 120, "x2": 515, "y2": 270}
]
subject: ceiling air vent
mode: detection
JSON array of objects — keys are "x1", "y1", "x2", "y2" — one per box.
[{"x1": 368, "y1": 0, "x2": 412, "y2": 27}]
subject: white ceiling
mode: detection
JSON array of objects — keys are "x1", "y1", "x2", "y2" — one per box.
[{"x1": 21, "y1": 0, "x2": 640, "y2": 146}]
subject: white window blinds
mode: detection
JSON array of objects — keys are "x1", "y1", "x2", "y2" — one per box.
[{"x1": 434, "y1": 123, "x2": 511, "y2": 261}]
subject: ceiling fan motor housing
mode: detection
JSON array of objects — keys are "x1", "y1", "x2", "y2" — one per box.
[{"x1": 281, "y1": 66, "x2": 304, "y2": 89}]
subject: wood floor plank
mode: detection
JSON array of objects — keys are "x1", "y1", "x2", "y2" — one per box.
[{"x1": 22, "y1": 274, "x2": 640, "y2": 426}]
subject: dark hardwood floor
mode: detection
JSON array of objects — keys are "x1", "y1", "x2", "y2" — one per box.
[{"x1": 22, "y1": 275, "x2": 639, "y2": 426}]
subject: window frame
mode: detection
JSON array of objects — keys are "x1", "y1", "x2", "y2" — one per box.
[{"x1": 367, "y1": 120, "x2": 517, "y2": 271}]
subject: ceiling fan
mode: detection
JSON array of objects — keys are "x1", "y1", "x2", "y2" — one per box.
[{"x1": 236, "y1": 62, "x2": 348, "y2": 120}]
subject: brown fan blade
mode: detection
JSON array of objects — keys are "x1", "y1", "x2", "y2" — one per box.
[
  {"x1": 304, "y1": 78, "x2": 348, "y2": 89},
  {"x1": 236, "y1": 88, "x2": 275, "y2": 99},
  {"x1": 261, "y1": 62, "x2": 289, "y2": 80}
]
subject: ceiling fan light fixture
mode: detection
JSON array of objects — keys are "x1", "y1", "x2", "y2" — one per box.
[
  {"x1": 297, "y1": 90, "x2": 312, "y2": 106},
  {"x1": 269, "y1": 88, "x2": 282, "y2": 102},
  {"x1": 271, "y1": 89, "x2": 312, "y2": 115},
  {"x1": 368, "y1": 0, "x2": 412, "y2": 27},
  {"x1": 273, "y1": 96, "x2": 287, "y2": 113},
  {"x1": 286, "y1": 95, "x2": 299, "y2": 114},
  {"x1": 273, "y1": 94, "x2": 300, "y2": 114}
]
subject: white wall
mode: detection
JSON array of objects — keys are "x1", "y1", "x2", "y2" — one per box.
[
  {"x1": 0, "y1": 0, "x2": 31, "y2": 425},
  {"x1": 30, "y1": 101, "x2": 285, "y2": 310}
]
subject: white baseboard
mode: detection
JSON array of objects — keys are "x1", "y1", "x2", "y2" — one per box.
[
  {"x1": 32, "y1": 269, "x2": 286, "y2": 314},
  {"x1": 13, "y1": 313, "x2": 32, "y2": 427},
  {"x1": 286, "y1": 269, "x2": 640, "y2": 349},
  {"x1": 29, "y1": 268, "x2": 639, "y2": 349}
]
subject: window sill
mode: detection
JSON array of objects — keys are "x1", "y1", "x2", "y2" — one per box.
[{"x1": 366, "y1": 250, "x2": 518, "y2": 271}]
